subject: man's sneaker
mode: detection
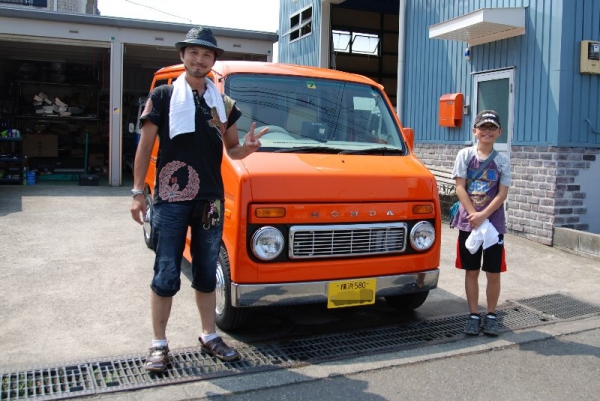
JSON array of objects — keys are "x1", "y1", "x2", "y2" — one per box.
[
  {"x1": 199, "y1": 336, "x2": 241, "y2": 362},
  {"x1": 464, "y1": 315, "x2": 481, "y2": 336},
  {"x1": 145, "y1": 346, "x2": 170, "y2": 372},
  {"x1": 483, "y1": 314, "x2": 500, "y2": 336}
]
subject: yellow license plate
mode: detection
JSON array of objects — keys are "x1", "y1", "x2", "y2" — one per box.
[{"x1": 327, "y1": 278, "x2": 376, "y2": 309}]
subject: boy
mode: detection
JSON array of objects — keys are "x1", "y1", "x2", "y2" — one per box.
[{"x1": 451, "y1": 110, "x2": 511, "y2": 336}]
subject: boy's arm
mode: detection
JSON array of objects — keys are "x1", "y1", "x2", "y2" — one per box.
[
  {"x1": 455, "y1": 177, "x2": 476, "y2": 214},
  {"x1": 467, "y1": 184, "x2": 509, "y2": 228}
]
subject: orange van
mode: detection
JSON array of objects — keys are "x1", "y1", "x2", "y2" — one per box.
[{"x1": 140, "y1": 61, "x2": 441, "y2": 330}]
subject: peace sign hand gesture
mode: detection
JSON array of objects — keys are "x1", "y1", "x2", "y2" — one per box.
[{"x1": 242, "y1": 122, "x2": 268, "y2": 154}]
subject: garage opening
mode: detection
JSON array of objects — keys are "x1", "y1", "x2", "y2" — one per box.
[
  {"x1": 0, "y1": 37, "x2": 184, "y2": 186},
  {"x1": 0, "y1": 7, "x2": 277, "y2": 187},
  {"x1": 0, "y1": 39, "x2": 111, "y2": 185}
]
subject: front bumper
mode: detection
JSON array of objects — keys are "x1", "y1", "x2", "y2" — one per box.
[{"x1": 231, "y1": 269, "x2": 439, "y2": 307}]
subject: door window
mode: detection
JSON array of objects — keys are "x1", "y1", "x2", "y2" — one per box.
[{"x1": 473, "y1": 70, "x2": 514, "y2": 153}]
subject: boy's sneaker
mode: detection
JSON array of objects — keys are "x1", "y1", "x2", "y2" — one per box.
[
  {"x1": 145, "y1": 346, "x2": 170, "y2": 372},
  {"x1": 483, "y1": 314, "x2": 499, "y2": 336},
  {"x1": 464, "y1": 315, "x2": 481, "y2": 336}
]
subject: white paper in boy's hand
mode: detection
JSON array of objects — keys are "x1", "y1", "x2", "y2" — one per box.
[{"x1": 465, "y1": 219, "x2": 499, "y2": 254}]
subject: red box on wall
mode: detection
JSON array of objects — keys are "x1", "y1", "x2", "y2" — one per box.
[{"x1": 439, "y1": 93, "x2": 463, "y2": 127}]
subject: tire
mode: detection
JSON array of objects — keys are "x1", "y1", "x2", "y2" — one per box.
[
  {"x1": 142, "y1": 191, "x2": 154, "y2": 250},
  {"x1": 215, "y1": 246, "x2": 248, "y2": 331},
  {"x1": 384, "y1": 291, "x2": 429, "y2": 312}
]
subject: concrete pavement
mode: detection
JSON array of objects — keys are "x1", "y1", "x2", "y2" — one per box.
[{"x1": 1, "y1": 183, "x2": 599, "y2": 398}]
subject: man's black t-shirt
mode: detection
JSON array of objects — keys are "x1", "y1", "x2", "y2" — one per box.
[{"x1": 140, "y1": 84, "x2": 241, "y2": 203}]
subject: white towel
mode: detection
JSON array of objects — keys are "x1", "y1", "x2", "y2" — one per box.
[
  {"x1": 169, "y1": 72, "x2": 195, "y2": 139},
  {"x1": 169, "y1": 72, "x2": 227, "y2": 140},
  {"x1": 465, "y1": 219, "x2": 500, "y2": 254},
  {"x1": 204, "y1": 77, "x2": 227, "y2": 124}
]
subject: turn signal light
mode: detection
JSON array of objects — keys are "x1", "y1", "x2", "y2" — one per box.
[
  {"x1": 255, "y1": 207, "x2": 286, "y2": 218},
  {"x1": 412, "y1": 205, "x2": 433, "y2": 214}
]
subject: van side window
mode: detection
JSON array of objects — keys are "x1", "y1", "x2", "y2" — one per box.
[{"x1": 153, "y1": 79, "x2": 169, "y2": 89}]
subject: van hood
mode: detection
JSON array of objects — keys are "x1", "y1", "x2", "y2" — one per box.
[{"x1": 237, "y1": 153, "x2": 435, "y2": 202}]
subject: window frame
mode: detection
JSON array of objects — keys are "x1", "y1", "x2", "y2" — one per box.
[
  {"x1": 332, "y1": 29, "x2": 380, "y2": 57},
  {"x1": 289, "y1": 5, "x2": 313, "y2": 43}
]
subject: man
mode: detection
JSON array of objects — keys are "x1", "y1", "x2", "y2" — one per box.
[{"x1": 130, "y1": 26, "x2": 267, "y2": 372}]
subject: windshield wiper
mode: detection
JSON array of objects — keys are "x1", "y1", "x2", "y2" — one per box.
[
  {"x1": 340, "y1": 147, "x2": 405, "y2": 155},
  {"x1": 274, "y1": 146, "x2": 344, "y2": 154}
]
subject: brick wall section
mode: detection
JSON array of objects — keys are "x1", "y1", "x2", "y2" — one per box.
[
  {"x1": 48, "y1": 0, "x2": 96, "y2": 14},
  {"x1": 86, "y1": 0, "x2": 97, "y2": 14},
  {"x1": 413, "y1": 143, "x2": 599, "y2": 246},
  {"x1": 413, "y1": 143, "x2": 463, "y2": 172},
  {"x1": 413, "y1": 144, "x2": 464, "y2": 221},
  {"x1": 552, "y1": 147, "x2": 598, "y2": 229},
  {"x1": 58, "y1": 0, "x2": 85, "y2": 13},
  {"x1": 508, "y1": 146, "x2": 557, "y2": 245},
  {"x1": 47, "y1": 0, "x2": 96, "y2": 13}
]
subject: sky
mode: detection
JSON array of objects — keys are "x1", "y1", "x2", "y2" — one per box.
[{"x1": 96, "y1": 0, "x2": 280, "y2": 33}]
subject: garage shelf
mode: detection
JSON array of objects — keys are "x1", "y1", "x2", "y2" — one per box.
[{"x1": 0, "y1": 137, "x2": 23, "y2": 184}]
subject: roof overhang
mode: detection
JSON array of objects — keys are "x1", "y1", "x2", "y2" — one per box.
[{"x1": 429, "y1": 7, "x2": 526, "y2": 47}]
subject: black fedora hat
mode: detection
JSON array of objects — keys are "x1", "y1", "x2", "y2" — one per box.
[{"x1": 175, "y1": 26, "x2": 224, "y2": 57}]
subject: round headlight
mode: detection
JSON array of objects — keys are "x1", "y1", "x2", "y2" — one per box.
[
  {"x1": 409, "y1": 221, "x2": 435, "y2": 251},
  {"x1": 251, "y1": 226, "x2": 285, "y2": 260}
]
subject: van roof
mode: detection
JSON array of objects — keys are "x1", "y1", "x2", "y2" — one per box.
[{"x1": 154, "y1": 61, "x2": 383, "y2": 89}]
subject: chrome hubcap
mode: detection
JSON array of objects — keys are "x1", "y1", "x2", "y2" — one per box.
[{"x1": 215, "y1": 260, "x2": 226, "y2": 315}]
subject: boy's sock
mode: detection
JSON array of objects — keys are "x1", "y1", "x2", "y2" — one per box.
[
  {"x1": 152, "y1": 339, "x2": 168, "y2": 348},
  {"x1": 486, "y1": 312, "x2": 497, "y2": 319},
  {"x1": 200, "y1": 333, "x2": 219, "y2": 344},
  {"x1": 469, "y1": 313, "x2": 480, "y2": 320}
]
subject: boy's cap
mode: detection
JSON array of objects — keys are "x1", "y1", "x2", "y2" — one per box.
[
  {"x1": 175, "y1": 26, "x2": 224, "y2": 57},
  {"x1": 474, "y1": 110, "x2": 501, "y2": 128}
]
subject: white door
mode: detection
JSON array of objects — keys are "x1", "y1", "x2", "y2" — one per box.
[{"x1": 473, "y1": 69, "x2": 514, "y2": 154}]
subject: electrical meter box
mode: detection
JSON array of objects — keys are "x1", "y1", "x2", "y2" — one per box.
[
  {"x1": 580, "y1": 40, "x2": 600, "y2": 74},
  {"x1": 439, "y1": 93, "x2": 463, "y2": 127}
]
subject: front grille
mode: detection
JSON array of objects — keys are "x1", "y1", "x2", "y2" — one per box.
[{"x1": 289, "y1": 223, "x2": 407, "y2": 259}]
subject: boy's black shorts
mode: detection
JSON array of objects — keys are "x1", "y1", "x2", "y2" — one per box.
[{"x1": 455, "y1": 230, "x2": 506, "y2": 273}]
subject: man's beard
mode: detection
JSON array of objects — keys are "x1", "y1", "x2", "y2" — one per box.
[{"x1": 187, "y1": 68, "x2": 209, "y2": 78}]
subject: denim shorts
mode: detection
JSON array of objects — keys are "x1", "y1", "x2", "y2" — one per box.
[{"x1": 150, "y1": 200, "x2": 223, "y2": 297}]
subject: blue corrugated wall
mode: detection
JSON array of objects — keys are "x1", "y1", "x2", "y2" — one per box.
[
  {"x1": 403, "y1": 0, "x2": 600, "y2": 148},
  {"x1": 559, "y1": 0, "x2": 600, "y2": 146},
  {"x1": 278, "y1": 0, "x2": 321, "y2": 66}
]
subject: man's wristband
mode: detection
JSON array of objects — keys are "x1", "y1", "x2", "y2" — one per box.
[{"x1": 131, "y1": 189, "x2": 145, "y2": 198}]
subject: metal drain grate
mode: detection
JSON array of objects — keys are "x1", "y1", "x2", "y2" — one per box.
[
  {"x1": 513, "y1": 293, "x2": 600, "y2": 319},
  {"x1": 2, "y1": 293, "x2": 599, "y2": 400},
  {"x1": 0, "y1": 365, "x2": 94, "y2": 400}
]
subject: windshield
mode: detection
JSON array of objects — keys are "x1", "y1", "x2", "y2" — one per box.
[{"x1": 224, "y1": 74, "x2": 406, "y2": 154}]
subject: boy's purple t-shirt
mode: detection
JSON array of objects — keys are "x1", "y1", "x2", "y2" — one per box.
[{"x1": 450, "y1": 145, "x2": 511, "y2": 233}]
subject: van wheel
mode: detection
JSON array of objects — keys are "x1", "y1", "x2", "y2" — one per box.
[
  {"x1": 142, "y1": 191, "x2": 154, "y2": 250},
  {"x1": 384, "y1": 291, "x2": 429, "y2": 312},
  {"x1": 215, "y1": 246, "x2": 248, "y2": 331}
]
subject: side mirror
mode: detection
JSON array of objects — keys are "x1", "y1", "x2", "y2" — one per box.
[
  {"x1": 402, "y1": 127, "x2": 414, "y2": 151},
  {"x1": 128, "y1": 123, "x2": 134, "y2": 134}
]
